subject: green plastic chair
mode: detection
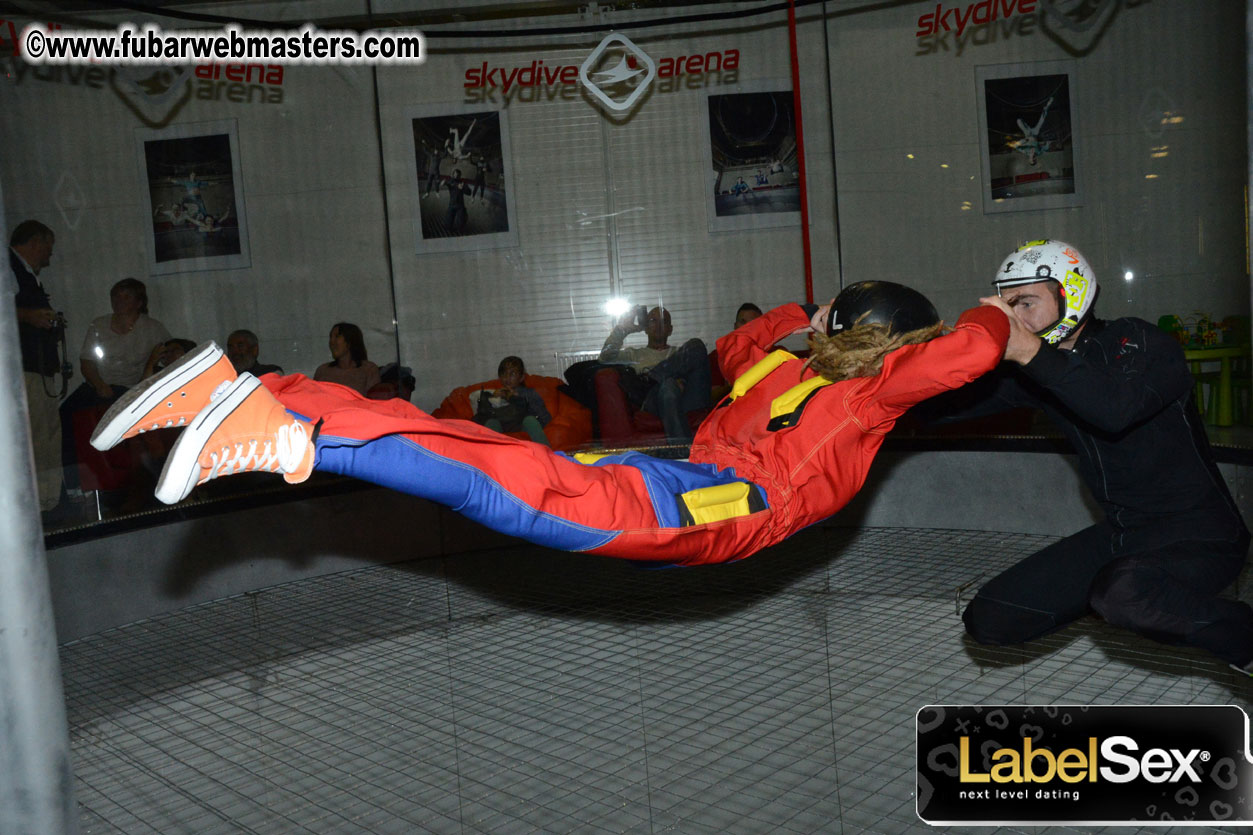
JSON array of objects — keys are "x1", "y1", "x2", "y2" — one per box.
[{"x1": 1221, "y1": 315, "x2": 1252, "y2": 424}]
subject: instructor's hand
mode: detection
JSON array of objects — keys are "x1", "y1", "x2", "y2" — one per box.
[
  {"x1": 809, "y1": 300, "x2": 834, "y2": 335},
  {"x1": 979, "y1": 295, "x2": 1041, "y2": 365}
]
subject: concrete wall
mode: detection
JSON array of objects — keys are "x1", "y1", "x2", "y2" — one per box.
[
  {"x1": 46, "y1": 485, "x2": 505, "y2": 642},
  {"x1": 48, "y1": 449, "x2": 1253, "y2": 643},
  {"x1": 843, "y1": 452, "x2": 1253, "y2": 537}
]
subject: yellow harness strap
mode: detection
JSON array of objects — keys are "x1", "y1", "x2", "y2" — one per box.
[
  {"x1": 725, "y1": 349, "x2": 834, "y2": 431},
  {"x1": 768, "y1": 376, "x2": 833, "y2": 429},
  {"x1": 727, "y1": 350, "x2": 796, "y2": 402}
]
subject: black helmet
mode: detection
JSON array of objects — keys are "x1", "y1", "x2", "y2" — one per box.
[{"x1": 825, "y1": 281, "x2": 940, "y2": 337}]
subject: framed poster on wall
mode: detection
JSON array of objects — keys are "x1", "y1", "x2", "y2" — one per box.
[
  {"x1": 137, "y1": 119, "x2": 250, "y2": 274},
  {"x1": 703, "y1": 80, "x2": 803, "y2": 233},
  {"x1": 975, "y1": 61, "x2": 1082, "y2": 214},
  {"x1": 406, "y1": 104, "x2": 518, "y2": 255}
]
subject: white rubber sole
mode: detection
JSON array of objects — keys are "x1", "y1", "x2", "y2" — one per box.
[
  {"x1": 155, "y1": 373, "x2": 262, "y2": 505},
  {"x1": 90, "y1": 340, "x2": 227, "y2": 451}
]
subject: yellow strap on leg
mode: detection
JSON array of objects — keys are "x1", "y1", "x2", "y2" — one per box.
[
  {"x1": 573, "y1": 451, "x2": 615, "y2": 465},
  {"x1": 675, "y1": 481, "x2": 767, "y2": 526}
]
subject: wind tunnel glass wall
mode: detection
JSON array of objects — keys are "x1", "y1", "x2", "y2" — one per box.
[{"x1": 1, "y1": 0, "x2": 1247, "y2": 540}]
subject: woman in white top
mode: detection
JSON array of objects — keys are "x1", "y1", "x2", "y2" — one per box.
[
  {"x1": 79, "y1": 278, "x2": 171, "y2": 394},
  {"x1": 60, "y1": 277, "x2": 170, "y2": 492}
]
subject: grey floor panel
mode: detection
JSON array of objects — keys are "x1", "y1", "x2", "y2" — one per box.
[{"x1": 61, "y1": 526, "x2": 1253, "y2": 834}]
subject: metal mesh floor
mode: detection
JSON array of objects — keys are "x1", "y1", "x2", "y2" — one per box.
[{"x1": 61, "y1": 526, "x2": 1253, "y2": 834}]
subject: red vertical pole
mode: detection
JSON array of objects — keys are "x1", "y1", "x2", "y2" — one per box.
[{"x1": 788, "y1": 0, "x2": 814, "y2": 304}]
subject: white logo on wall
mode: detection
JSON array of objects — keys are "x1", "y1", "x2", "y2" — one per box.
[
  {"x1": 111, "y1": 64, "x2": 194, "y2": 126},
  {"x1": 578, "y1": 33, "x2": 656, "y2": 113},
  {"x1": 1037, "y1": 0, "x2": 1121, "y2": 53}
]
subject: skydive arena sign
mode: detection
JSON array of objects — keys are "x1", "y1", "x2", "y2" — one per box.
[
  {"x1": 917, "y1": 705, "x2": 1253, "y2": 825},
  {"x1": 463, "y1": 45, "x2": 740, "y2": 105}
]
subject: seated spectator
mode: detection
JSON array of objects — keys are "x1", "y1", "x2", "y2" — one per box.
[
  {"x1": 373, "y1": 362, "x2": 416, "y2": 402},
  {"x1": 144, "y1": 338, "x2": 197, "y2": 379},
  {"x1": 473, "y1": 356, "x2": 551, "y2": 446},
  {"x1": 733, "y1": 302, "x2": 763, "y2": 330},
  {"x1": 599, "y1": 305, "x2": 710, "y2": 442},
  {"x1": 314, "y1": 322, "x2": 380, "y2": 395},
  {"x1": 711, "y1": 303, "x2": 763, "y2": 399},
  {"x1": 434, "y1": 369, "x2": 592, "y2": 451},
  {"x1": 59, "y1": 277, "x2": 169, "y2": 494},
  {"x1": 226, "y1": 329, "x2": 283, "y2": 377}
]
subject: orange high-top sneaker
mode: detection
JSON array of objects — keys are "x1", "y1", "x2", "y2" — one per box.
[
  {"x1": 155, "y1": 373, "x2": 315, "y2": 504},
  {"x1": 91, "y1": 341, "x2": 237, "y2": 451}
]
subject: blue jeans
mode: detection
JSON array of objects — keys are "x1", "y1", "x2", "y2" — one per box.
[{"x1": 642, "y1": 338, "x2": 711, "y2": 442}]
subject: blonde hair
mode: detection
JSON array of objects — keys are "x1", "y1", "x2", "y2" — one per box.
[{"x1": 805, "y1": 318, "x2": 946, "y2": 382}]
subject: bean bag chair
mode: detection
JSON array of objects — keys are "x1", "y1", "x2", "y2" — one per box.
[{"x1": 432, "y1": 374, "x2": 593, "y2": 451}]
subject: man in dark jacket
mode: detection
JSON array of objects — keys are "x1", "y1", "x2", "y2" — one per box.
[
  {"x1": 11, "y1": 219, "x2": 63, "y2": 514},
  {"x1": 949, "y1": 240, "x2": 1252, "y2": 677}
]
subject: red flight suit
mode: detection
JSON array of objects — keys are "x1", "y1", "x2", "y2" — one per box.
[{"x1": 265, "y1": 303, "x2": 1008, "y2": 565}]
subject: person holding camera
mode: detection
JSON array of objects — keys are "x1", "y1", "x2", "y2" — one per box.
[
  {"x1": 598, "y1": 305, "x2": 710, "y2": 442},
  {"x1": 10, "y1": 220, "x2": 66, "y2": 515}
]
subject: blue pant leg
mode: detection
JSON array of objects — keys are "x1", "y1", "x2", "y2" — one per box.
[{"x1": 313, "y1": 433, "x2": 623, "y2": 552}]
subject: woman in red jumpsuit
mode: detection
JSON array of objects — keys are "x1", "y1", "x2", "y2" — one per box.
[{"x1": 92, "y1": 283, "x2": 1009, "y2": 566}]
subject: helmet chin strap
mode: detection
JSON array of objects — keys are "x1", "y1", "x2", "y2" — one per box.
[
  {"x1": 1037, "y1": 322, "x2": 1066, "y2": 344},
  {"x1": 1037, "y1": 284, "x2": 1070, "y2": 344},
  {"x1": 1039, "y1": 312, "x2": 1087, "y2": 346}
]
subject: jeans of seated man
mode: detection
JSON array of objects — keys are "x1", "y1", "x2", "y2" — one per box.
[
  {"x1": 484, "y1": 415, "x2": 550, "y2": 447},
  {"x1": 641, "y1": 338, "x2": 711, "y2": 441}
]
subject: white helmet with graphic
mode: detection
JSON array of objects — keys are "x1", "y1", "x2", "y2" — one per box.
[{"x1": 992, "y1": 239, "x2": 1097, "y2": 344}]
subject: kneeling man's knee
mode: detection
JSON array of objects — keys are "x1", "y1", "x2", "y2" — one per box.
[
  {"x1": 1088, "y1": 562, "x2": 1151, "y2": 630},
  {"x1": 963, "y1": 595, "x2": 1055, "y2": 646}
]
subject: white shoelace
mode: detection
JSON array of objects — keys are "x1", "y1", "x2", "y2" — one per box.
[
  {"x1": 144, "y1": 379, "x2": 233, "y2": 433},
  {"x1": 205, "y1": 421, "x2": 309, "y2": 480}
]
